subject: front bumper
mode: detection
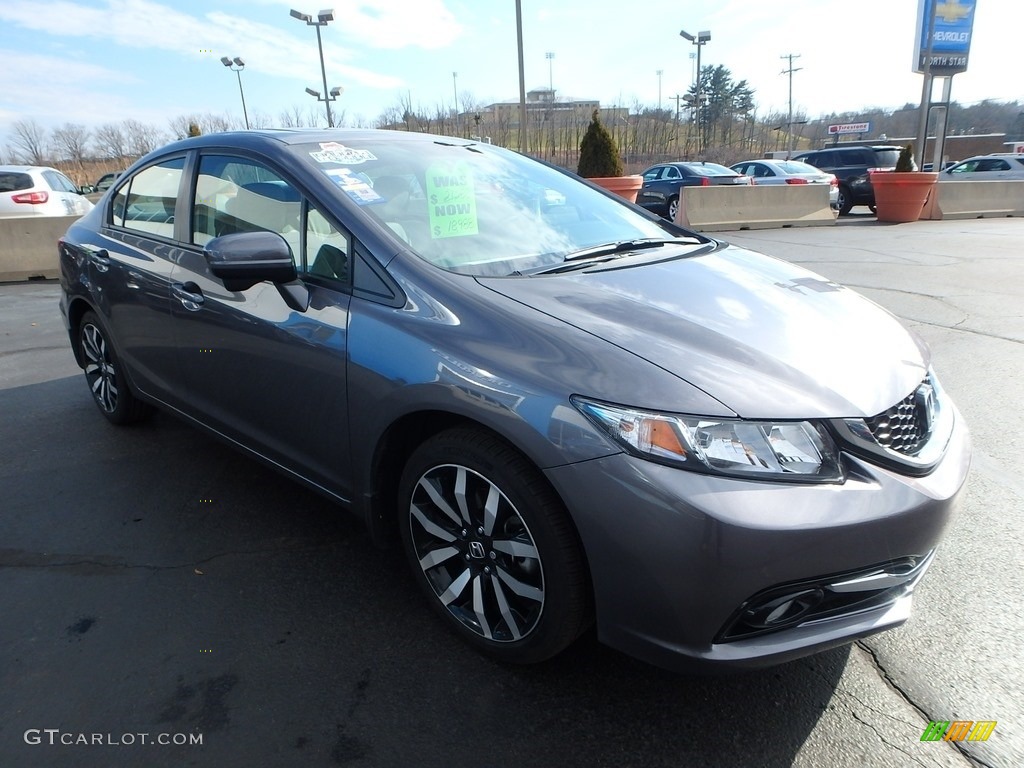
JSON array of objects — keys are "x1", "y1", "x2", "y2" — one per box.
[{"x1": 544, "y1": 409, "x2": 970, "y2": 671}]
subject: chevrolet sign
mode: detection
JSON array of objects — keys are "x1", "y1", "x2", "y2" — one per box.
[{"x1": 913, "y1": 0, "x2": 977, "y2": 74}]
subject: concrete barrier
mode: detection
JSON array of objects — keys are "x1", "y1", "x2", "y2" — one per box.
[
  {"x1": 922, "y1": 180, "x2": 1024, "y2": 220},
  {"x1": 675, "y1": 184, "x2": 836, "y2": 232},
  {"x1": 0, "y1": 215, "x2": 79, "y2": 282}
]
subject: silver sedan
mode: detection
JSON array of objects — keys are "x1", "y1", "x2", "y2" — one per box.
[{"x1": 731, "y1": 159, "x2": 839, "y2": 207}]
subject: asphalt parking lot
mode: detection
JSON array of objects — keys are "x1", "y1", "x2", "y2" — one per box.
[{"x1": 1, "y1": 217, "x2": 1022, "y2": 768}]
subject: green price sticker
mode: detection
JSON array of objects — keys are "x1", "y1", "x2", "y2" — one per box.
[{"x1": 425, "y1": 163, "x2": 478, "y2": 239}]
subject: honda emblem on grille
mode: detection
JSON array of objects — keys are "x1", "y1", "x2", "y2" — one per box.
[
  {"x1": 469, "y1": 541, "x2": 486, "y2": 559},
  {"x1": 915, "y1": 382, "x2": 937, "y2": 433}
]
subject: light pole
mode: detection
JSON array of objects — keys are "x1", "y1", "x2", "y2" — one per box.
[
  {"x1": 220, "y1": 56, "x2": 249, "y2": 130},
  {"x1": 290, "y1": 8, "x2": 337, "y2": 127},
  {"x1": 780, "y1": 53, "x2": 802, "y2": 158},
  {"x1": 679, "y1": 29, "x2": 710, "y2": 154},
  {"x1": 452, "y1": 71, "x2": 459, "y2": 132},
  {"x1": 545, "y1": 51, "x2": 555, "y2": 97},
  {"x1": 305, "y1": 86, "x2": 343, "y2": 126},
  {"x1": 656, "y1": 69, "x2": 663, "y2": 112},
  {"x1": 515, "y1": 0, "x2": 527, "y2": 152}
]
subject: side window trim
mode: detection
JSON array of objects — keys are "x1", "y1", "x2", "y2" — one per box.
[{"x1": 108, "y1": 153, "x2": 188, "y2": 242}]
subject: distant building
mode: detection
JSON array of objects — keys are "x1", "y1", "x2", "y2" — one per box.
[{"x1": 470, "y1": 88, "x2": 628, "y2": 127}]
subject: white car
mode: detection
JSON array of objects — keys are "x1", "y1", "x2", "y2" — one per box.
[
  {"x1": 939, "y1": 154, "x2": 1024, "y2": 181},
  {"x1": 731, "y1": 159, "x2": 840, "y2": 207},
  {"x1": 0, "y1": 165, "x2": 95, "y2": 218}
]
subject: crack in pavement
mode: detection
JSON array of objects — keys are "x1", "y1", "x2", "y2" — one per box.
[
  {"x1": 845, "y1": 706, "x2": 936, "y2": 768},
  {"x1": 857, "y1": 641, "x2": 996, "y2": 768}
]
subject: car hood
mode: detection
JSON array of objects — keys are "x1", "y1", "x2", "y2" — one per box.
[{"x1": 477, "y1": 244, "x2": 928, "y2": 419}]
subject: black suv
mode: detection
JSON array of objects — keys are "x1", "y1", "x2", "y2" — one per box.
[{"x1": 793, "y1": 145, "x2": 902, "y2": 215}]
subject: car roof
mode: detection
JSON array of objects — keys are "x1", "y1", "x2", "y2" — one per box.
[
  {"x1": 957, "y1": 153, "x2": 1024, "y2": 160},
  {"x1": 0, "y1": 165, "x2": 53, "y2": 173}
]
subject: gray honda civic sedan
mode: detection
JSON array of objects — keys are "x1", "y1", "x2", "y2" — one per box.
[{"x1": 58, "y1": 129, "x2": 970, "y2": 672}]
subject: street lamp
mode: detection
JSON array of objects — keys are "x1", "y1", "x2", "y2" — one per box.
[
  {"x1": 545, "y1": 51, "x2": 555, "y2": 97},
  {"x1": 290, "y1": 8, "x2": 337, "y2": 127},
  {"x1": 305, "y1": 85, "x2": 344, "y2": 126},
  {"x1": 679, "y1": 29, "x2": 710, "y2": 153},
  {"x1": 220, "y1": 56, "x2": 249, "y2": 130}
]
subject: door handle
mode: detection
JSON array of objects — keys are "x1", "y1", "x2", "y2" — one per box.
[
  {"x1": 172, "y1": 282, "x2": 205, "y2": 311},
  {"x1": 89, "y1": 249, "x2": 110, "y2": 272}
]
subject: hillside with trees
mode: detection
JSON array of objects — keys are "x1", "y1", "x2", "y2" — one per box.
[{"x1": 3, "y1": 65, "x2": 1021, "y2": 185}]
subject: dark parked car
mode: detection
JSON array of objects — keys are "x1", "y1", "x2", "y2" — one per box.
[
  {"x1": 793, "y1": 144, "x2": 903, "y2": 214},
  {"x1": 637, "y1": 161, "x2": 751, "y2": 220},
  {"x1": 59, "y1": 130, "x2": 970, "y2": 672},
  {"x1": 95, "y1": 171, "x2": 124, "y2": 192}
]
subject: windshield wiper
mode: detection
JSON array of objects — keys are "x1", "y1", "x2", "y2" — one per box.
[
  {"x1": 562, "y1": 238, "x2": 682, "y2": 262},
  {"x1": 518, "y1": 238, "x2": 697, "y2": 276}
]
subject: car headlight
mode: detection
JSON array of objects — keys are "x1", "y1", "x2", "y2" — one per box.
[{"x1": 572, "y1": 397, "x2": 844, "y2": 483}]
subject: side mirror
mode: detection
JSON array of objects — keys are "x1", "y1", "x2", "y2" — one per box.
[
  {"x1": 79, "y1": 185, "x2": 97, "y2": 194},
  {"x1": 204, "y1": 231, "x2": 297, "y2": 292}
]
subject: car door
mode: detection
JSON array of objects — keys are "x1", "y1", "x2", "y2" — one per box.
[
  {"x1": 637, "y1": 165, "x2": 666, "y2": 211},
  {"x1": 42, "y1": 169, "x2": 91, "y2": 216},
  {"x1": 89, "y1": 154, "x2": 191, "y2": 408},
  {"x1": 169, "y1": 152, "x2": 354, "y2": 496}
]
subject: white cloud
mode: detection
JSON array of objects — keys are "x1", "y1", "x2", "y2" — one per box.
[{"x1": 268, "y1": 0, "x2": 463, "y2": 50}]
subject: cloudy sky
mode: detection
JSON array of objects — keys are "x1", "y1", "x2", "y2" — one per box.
[{"x1": 0, "y1": 0, "x2": 1017, "y2": 139}]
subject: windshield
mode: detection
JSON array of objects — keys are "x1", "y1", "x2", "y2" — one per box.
[
  {"x1": 685, "y1": 163, "x2": 736, "y2": 176},
  {"x1": 871, "y1": 149, "x2": 900, "y2": 168},
  {"x1": 297, "y1": 138, "x2": 677, "y2": 276},
  {"x1": 776, "y1": 161, "x2": 819, "y2": 174}
]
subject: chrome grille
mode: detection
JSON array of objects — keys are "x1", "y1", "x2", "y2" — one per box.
[{"x1": 864, "y1": 375, "x2": 933, "y2": 455}]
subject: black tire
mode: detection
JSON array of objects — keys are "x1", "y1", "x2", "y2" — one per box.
[
  {"x1": 78, "y1": 311, "x2": 151, "y2": 425},
  {"x1": 868, "y1": 204, "x2": 877, "y2": 215},
  {"x1": 398, "y1": 427, "x2": 590, "y2": 664},
  {"x1": 667, "y1": 195, "x2": 680, "y2": 222},
  {"x1": 836, "y1": 185, "x2": 854, "y2": 216}
]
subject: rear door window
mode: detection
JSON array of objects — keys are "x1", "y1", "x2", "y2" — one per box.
[{"x1": 0, "y1": 172, "x2": 33, "y2": 192}]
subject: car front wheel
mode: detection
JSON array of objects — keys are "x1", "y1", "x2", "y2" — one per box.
[
  {"x1": 398, "y1": 428, "x2": 590, "y2": 664},
  {"x1": 78, "y1": 311, "x2": 151, "y2": 425}
]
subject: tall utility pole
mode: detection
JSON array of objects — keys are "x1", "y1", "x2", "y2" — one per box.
[
  {"x1": 515, "y1": 0, "x2": 527, "y2": 153},
  {"x1": 546, "y1": 52, "x2": 555, "y2": 96},
  {"x1": 780, "y1": 53, "x2": 802, "y2": 158},
  {"x1": 452, "y1": 71, "x2": 459, "y2": 132},
  {"x1": 657, "y1": 69, "x2": 663, "y2": 112}
]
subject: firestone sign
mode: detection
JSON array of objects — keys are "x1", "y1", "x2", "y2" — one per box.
[
  {"x1": 914, "y1": 0, "x2": 977, "y2": 74},
  {"x1": 828, "y1": 123, "x2": 871, "y2": 136}
]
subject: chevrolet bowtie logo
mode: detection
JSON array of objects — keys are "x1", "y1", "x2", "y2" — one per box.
[{"x1": 936, "y1": 0, "x2": 972, "y2": 24}]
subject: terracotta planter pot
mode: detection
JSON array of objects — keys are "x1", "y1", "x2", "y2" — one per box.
[
  {"x1": 587, "y1": 175, "x2": 644, "y2": 204},
  {"x1": 869, "y1": 170, "x2": 938, "y2": 223}
]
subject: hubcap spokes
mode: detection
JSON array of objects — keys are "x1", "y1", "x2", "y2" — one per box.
[
  {"x1": 82, "y1": 324, "x2": 118, "y2": 413},
  {"x1": 410, "y1": 464, "x2": 544, "y2": 642}
]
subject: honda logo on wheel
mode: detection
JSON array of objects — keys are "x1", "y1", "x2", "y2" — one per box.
[{"x1": 469, "y1": 541, "x2": 486, "y2": 559}]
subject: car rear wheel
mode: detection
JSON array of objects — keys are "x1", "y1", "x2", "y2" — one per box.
[
  {"x1": 398, "y1": 427, "x2": 590, "y2": 664},
  {"x1": 667, "y1": 195, "x2": 680, "y2": 222},
  {"x1": 79, "y1": 311, "x2": 151, "y2": 425},
  {"x1": 836, "y1": 185, "x2": 854, "y2": 216}
]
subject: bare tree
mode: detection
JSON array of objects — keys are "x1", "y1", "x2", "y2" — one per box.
[
  {"x1": 122, "y1": 119, "x2": 164, "y2": 158},
  {"x1": 168, "y1": 114, "x2": 201, "y2": 140},
  {"x1": 94, "y1": 123, "x2": 129, "y2": 161},
  {"x1": 248, "y1": 110, "x2": 273, "y2": 129},
  {"x1": 279, "y1": 105, "x2": 307, "y2": 128},
  {"x1": 9, "y1": 118, "x2": 49, "y2": 165},
  {"x1": 50, "y1": 123, "x2": 92, "y2": 168}
]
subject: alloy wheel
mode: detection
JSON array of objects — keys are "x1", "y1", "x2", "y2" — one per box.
[
  {"x1": 81, "y1": 322, "x2": 118, "y2": 413},
  {"x1": 408, "y1": 463, "x2": 545, "y2": 642}
]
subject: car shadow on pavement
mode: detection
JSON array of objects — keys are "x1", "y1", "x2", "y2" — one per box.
[{"x1": 1, "y1": 376, "x2": 851, "y2": 768}]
